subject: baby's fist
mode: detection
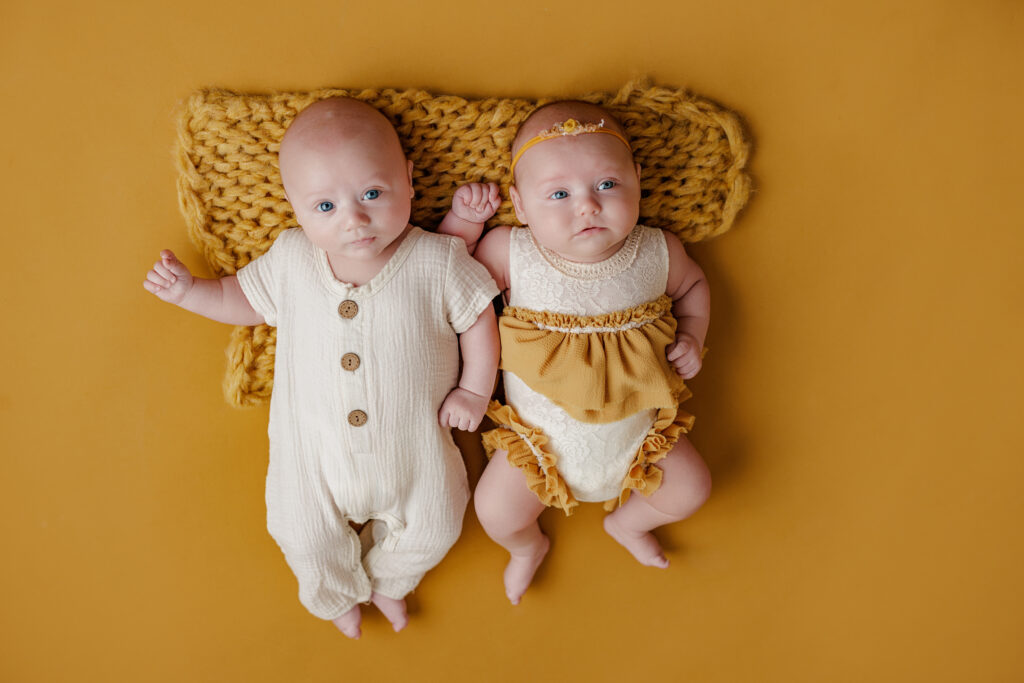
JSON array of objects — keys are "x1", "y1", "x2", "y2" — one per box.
[
  {"x1": 667, "y1": 333, "x2": 703, "y2": 380},
  {"x1": 143, "y1": 250, "x2": 194, "y2": 304},
  {"x1": 451, "y1": 182, "x2": 501, "y2": 223},
  {"x1": 438, "y1": 387, "x2": 489, "y2": 432}
]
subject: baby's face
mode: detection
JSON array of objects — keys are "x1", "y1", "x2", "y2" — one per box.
[
  {"x1": 510, "y1": 133, "x2": 641, "y2": 263},
  {"x1": 281, "y1": 128, "x2": 413, "y2": 261}
]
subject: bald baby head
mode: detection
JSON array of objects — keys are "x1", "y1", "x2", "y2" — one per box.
[{"x1": 279, "y1": 98, "x2": 408, "y2": 186}]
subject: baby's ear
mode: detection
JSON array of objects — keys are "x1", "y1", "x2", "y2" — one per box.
[
  {"x1": 635, "y1": 162, "x2": 642, "y2": 180},
  {"x1": 407, "y1": 160, "x2": 415, "y2": 199},
  {"x1": 509, "y1": 185, "x2": 527, "y2": 225}
]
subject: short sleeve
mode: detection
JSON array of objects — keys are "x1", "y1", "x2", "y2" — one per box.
[
  {"x1": 444, "y1": 237, "x2": 500, "y2": 334},
  {"x1": 236, "y1": 229, "x2": 295, "y2": 327}
]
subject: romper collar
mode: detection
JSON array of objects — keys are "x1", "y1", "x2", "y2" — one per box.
[{"x1": 315, "y1": 225, "x2": 424, "y2": 298}]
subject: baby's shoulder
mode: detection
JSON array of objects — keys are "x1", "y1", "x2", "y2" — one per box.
[
  {"x1": 263, "y1": 227, "x2": 309, "y2": 255},
  {"x1": 412, "y1": 226, "x2": 461, "y2": 257},
  {"x1": 244, "y1": 227, "x2": 309, "y2": 270},
  {"x1": 476, "y1": 225, "x2": 512, "y2": 261},
  {"x1": 478, "y1": 225, "x2": 513, "y2": 251}
]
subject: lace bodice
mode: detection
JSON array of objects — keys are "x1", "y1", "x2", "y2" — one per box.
[{"x1": 507, "y1": 226, "x2": 669, "y2": 315}]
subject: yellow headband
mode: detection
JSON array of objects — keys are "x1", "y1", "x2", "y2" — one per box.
[{"x1": 509, "y1": 118, "x2": 632, "y2": 176}]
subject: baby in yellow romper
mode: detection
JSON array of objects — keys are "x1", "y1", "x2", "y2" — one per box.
[
  {"x1": 464, "y1": 101, "x2": 713, "y2": 605},
  {"x1": 143, "y1": 97, "x2": 500, "y2": 638}
]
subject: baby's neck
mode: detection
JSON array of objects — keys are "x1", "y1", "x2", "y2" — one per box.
[
  {"x1": 325, "y1": 224, "x2": 413, "y2": 286},
  {"x1": 542, "y1": 235, "x2": 631, "y2": 265}
]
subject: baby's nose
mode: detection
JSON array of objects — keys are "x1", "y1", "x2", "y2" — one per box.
[
  {"x1": 577, "y1": 194, "x2": 601, "y2": 215},
  {"x1": 340, "y1": 206, "x2": 370, "y2": 228}
]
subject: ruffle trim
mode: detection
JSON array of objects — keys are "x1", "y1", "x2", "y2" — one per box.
[
  {"x1": 502, "y1": 294, "x2": 673, "y2": 332},
  {"x1": 604, "y1": 389, "x2": 696, "y2": 511},
  {"x1": 482, "y1": 401, "x2": 579, "y2": 515},
  {"x1": 482, "y1": 396, "x2": 695, "y2": 514}
]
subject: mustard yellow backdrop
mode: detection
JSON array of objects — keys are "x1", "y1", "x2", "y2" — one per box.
[{"x1": 1, "y1": 1, "x2": 1021, "y2": 682}]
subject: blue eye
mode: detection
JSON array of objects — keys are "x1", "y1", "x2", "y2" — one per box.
[
  {"x1": 549, "y1": 190, "x2": 568, "y2": 200},
  {"x1": 362, "y1": 189, "x2": 381, "y2": 200},
  {"x1": 316, "y1": 201, "x2": 334, "y2": 212},
  {"x1": 597, "y1": 180, "x2": 615, "y2": 190}
]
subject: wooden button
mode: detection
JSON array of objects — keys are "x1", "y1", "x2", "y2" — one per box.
[
  {"x1": 348, "y1": 410, "x2": 368, "y2": 427},
  {"x1": 340, "y1": 353, "x2": 360, "y2": 371},
  {"x1": 338, "y1": 300, "x2": 359, "y2": 319}
]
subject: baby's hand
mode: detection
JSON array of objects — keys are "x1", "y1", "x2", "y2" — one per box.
[
  {"x1": 667, "y1": 333, "x2": 703, "y2": 380},
  {"x1": 451, "y1": 182, "x2": 501, "y2": 224},
  {"x1": 143, "y1": 250, "x2": 194, "y2": 305},
  {"x1": 438, "y1": 386, "x2": 490, "y2": 432}
]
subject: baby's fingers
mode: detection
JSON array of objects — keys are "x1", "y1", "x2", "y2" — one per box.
[
  {"x1": 675, "y1": 357, "x2": 702, "y2": 380},
  {"x1": 439, "y1": 404, "x2": 460, "y2": 429},
  {"x1": 160, "y1": 250, "x2": 191, "y2": 278},
  {"x1": 454, "y1": 411, "x2": 475, "y2": 432},
  {"x1": 472, "y1": 185, "x2": 494, "y2": 208},
  {"x1": 145, "y1": 267, "x2": 172, "y2": 290},
  {"x1": 142, "y1": 279, "x2": 165, "y2": 295},
  {"x1": 475, "y1": 183, "x2": 497, "y2": 205},
  {"x1": 666, "y1": 340, "x2": 690, "y2": 362},
  {"x1": 153, "y1": 260, "x2": 177, "y2": 284}
]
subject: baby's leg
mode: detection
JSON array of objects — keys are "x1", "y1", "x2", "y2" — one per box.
[
  {"x1": 370, "y1": 592, "x2": 408, "y2": 632},
  {"x1": 271, "y1": 518, "x2": 373, "y2": 637},
  {"x1": 360, "y1": 481, "x2": 468, "y2": 631},
  {"x1": 603, "y1": 437, "x2": 711, "y2": 567},
  {"x1": 474, "y1": 449, "x2": 549, "y2": 605}
]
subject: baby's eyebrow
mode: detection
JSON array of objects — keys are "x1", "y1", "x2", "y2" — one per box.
[
  {"x1": 530, "y1": 169, "x2": 625, "y2": 187},
  {"x1": 529, "y1": 174, "x2": 569, "y2": 187}
]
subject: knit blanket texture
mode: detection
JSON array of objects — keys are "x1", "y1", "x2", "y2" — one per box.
[{"x1": 175, "y1": 80, "x2": 752, "y2": 406}]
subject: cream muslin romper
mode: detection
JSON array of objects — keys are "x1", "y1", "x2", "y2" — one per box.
[{"x1": 238, "y1": 226, "x2": 498, "y2": 619}]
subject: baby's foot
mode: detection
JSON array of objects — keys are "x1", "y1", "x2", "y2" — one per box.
[
  {"x1": 504, "y1": 534, "x2": 551, "y2": 605},
  {"x1": 371, "y1": 592, "x2": 409, "y2": 632},
  {"x1": 332, "y1": 605, "x2": 362, "y2": 639},
  {"x1": 603, "y1": 515, "x2": 670, "y2": 569}
]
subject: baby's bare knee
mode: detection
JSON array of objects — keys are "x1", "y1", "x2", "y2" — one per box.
[
  {"x1": 688, "y1": 465, "x2": 712, "y2": 509},
  {"x1": 655, "y1": 457, "x2": 712, "y2": 519},
  {"x1": 473, "y1": 491, "x2": 513, "y2": 537}
]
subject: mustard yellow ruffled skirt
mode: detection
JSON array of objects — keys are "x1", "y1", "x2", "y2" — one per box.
[{"x1": 482, "y1": 295, "x2": 698, "y2": 514}]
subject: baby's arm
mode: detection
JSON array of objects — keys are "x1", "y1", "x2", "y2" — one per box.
[
  {"x1": 663, "y1": 232, "x2": 710, "y2": 380},
  {"x1": 471, "y1": 225, "x2": 512, "y2": 300},
  {"x1": 437, "y1": 182, "x2": 501, "y2": 254},
  {"x1": 143, "y1": 250, "x2": 265, "y2": 325},
  {"x1": 438, "y1": 305, "x2": 499, "y2": 431}
]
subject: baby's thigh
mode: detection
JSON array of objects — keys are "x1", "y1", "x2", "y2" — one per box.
[
  {"x1": 265, "y1": 485, "x2": 354, "y2": 557},
  {"x1": 474, "y1": 450, "x2": 546, "y2": 534}
]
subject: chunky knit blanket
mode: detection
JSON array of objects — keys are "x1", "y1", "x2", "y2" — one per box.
[{"x1": 175, "y1": 80, "x2": 752, "y2": 406}]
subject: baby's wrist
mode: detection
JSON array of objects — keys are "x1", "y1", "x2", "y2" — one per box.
[
  {"x1": 173, "y1": 278, "x2": 197, "y2": 306},
  {"x1": 455, "y1": 384, "x2": 489, "y2": 400},
  {"x1": 449, "y1": 209, "x2": 482, "y2": 225}
]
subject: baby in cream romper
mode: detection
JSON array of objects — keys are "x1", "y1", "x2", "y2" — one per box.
[
  {"x1": 237, "y1": 224, "x2": 496, "y2": 622},
  {"x1": 143, "y1": 97, "x2": 501, "y2": 637}
]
